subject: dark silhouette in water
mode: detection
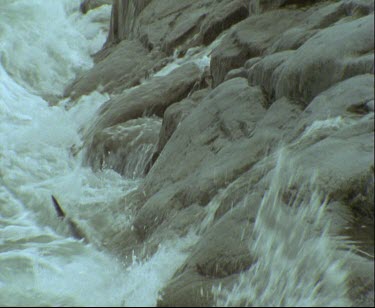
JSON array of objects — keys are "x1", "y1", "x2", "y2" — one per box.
[{"x1": 51, "y1": 195, "x2": 87, "y2": 242}]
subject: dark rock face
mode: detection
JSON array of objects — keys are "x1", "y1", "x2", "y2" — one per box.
[
  {"x1": 106, "y1": 0, "x2": 152, "y2": 45},
  {"x1": 66, "y1": 0, "x2": 374, "y2": 306},
  {"x1": 86, "y1": 117, "x2": 161, "y2": 178},
  {"x1": 105, "y1": 0, "x2": 249, "y2": 53}
]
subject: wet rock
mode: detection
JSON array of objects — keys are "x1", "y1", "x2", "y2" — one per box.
[
  {"x1": 347, "y1": 256, "x2": 374, "y2": 307},
  {"x1": 210, "y1": 1, "x2": 370, "y2": 89},
  {"x1": 86, "y1": 117, "x2": 161, "y2": 178},
  {"x1": 247, "y1": 50, "x2": 295, "y2": 103},
  {"x1": 267, "y1": 27, "x2": 317, "y2": 54},
  {"x1": 134, "y1": 78, "x2": 267, "y2": 239},
  {"x1": 185, "y1": 205, "x2": 258, "y2": 278},
  {"x1": 106, "y1": 0, "x2": 248, "y2": 54},
  {"x1": 80, "y1": 0, "x2": 112, "y2": 14},
  {"x1": 288, "y1": 74, "x2": 374, "y2": 142},
  {"x1": 158, "y1": 206, "x2": 257, "y2": 307},
  {"x1": 156, "y1": 88, "x2": 210, "y2": 157},
  {"x1": 224, "y1": 67, "x2": 247, "y2": 81},
  {"x1": 66, "y1": 0, "x2": 375, "y2": 306},
  {"x1": 274, "y1": 14, "x2": 374, "y2": 105},
  {"x1": 210, "y1": 9, "x2": 306, "y2": 87},
  {"x1": 65, "y1": 39, "x2": 164, "y2": 100},
  {"x1": 83, "y1": 63, "x2": 201, "y2": 144},
  {"x1": 106, "y1": 0, "x2": 152, "y2": 45},
  {"x1": 199, "y1": 0, "x2": 249, "y2": 46}
]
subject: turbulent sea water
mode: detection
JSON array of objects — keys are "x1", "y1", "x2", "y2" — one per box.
[{"x1": 0, "y1": 1, "x2": 359, "y2": 306}]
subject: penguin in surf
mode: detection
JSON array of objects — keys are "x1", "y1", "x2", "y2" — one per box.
[{"x1": 51, "y1": 195, "x2": 87, "y2": 242}]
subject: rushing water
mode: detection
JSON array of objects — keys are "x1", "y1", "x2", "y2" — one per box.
[
  {"x1": 0, "y1": 1, "x2": 362, "y2": 307},
  {"x1": 0, "y1": 1, "x2": 197, "y2": 306}
]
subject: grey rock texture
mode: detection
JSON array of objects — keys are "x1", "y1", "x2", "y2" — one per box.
[
  {"x1": 65, "y1": 39, "x2": 165, "y2": 100},
  {"x1": 66, "y1": 0, "x2": 375, "y2": 306},
  {"x1": 87, "y1": 117, "x2": 161, "y2": 178}
]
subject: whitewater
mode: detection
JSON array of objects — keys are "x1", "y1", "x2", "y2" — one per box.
[{"x1": 0, "y1": 1, "x2": 362, "y2": 306}]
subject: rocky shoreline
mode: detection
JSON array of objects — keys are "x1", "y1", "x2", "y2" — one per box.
[{"x1": 64, "y1": 0, "x2": 374, "y2": 306}]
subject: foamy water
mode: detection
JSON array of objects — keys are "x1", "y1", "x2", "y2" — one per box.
[{"x1": 0, "y1": 1, "x2": 196, "y2": 306}]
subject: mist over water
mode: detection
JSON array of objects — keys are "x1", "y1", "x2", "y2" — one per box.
[{"x1": 0, "y1": 1, "x2": 357, "y2": 307}]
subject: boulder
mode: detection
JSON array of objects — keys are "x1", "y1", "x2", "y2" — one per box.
[
  {"x1": 106, "y1": 0, "x2": 152, "y2": 45},
  {"x1": 274, "y1": 14, "x2": 374, "y2": 104},
  {"x1": 82, "y1": 63, "x2": 201, "y2": 165},
  {"x1": 199, "y1": 0, "x2": 249, "y2": 46},
  {"x1": 134, "y1": 78, "x2": 268, "y2": 239},
  {"x1": 247, "y1": 50, "x2": 296, "y2": 104},
  {"x1": 210, "y1": 1, "x2": 370, "y2": 89},
  {"x1": 275, "y1": 75, "x2": 375, "y2": 222},
  {"x1": 64, "y1": 40, "x2": 165, "y2": 100},
  {"x1": 108, "y1": 0, "x2": 248, "y2": 54},
  {"x1": 158, "y1": 205, "x2": 258, "y2": 307},
  {"x1": 86, "y1": 117, "x2": 161, "y2": 178},
  {"x1": 210, "y1": 8, "x2": 307, "y2": 87},
  {"x1": 155, "y1": 88, "x2": 210, "y2": 160},
  {"x1": 267, "y1": 27, "x2": 317, "y2": 54},
  {"x1": 80, "y1": 0, "x2": 112, "y2": 14},
  {"x1": 288, "y1": 74, "x2": 374, "y2": 141}
]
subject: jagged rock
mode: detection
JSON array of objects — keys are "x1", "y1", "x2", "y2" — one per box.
[
  {"x1": 106, "y1": 0, "x2": 152, "y2": 45},
  {"x1": 199, "y1": 0, "x2": 249, "y2": 46},
  {"x1": 86, "y1": 117, "x2": 161, "y2": 178},
  {"x1": 156, "y1": 88, "x2": 210, "y2": 156},
  {"x1": 288, "y1": 74, "x2": 374, "y2": 141},
  {"x1": 270, "y1": 75, "x2": 375, "y2": 223},
  {"x1": 134, "y1": 78, "x2": 267, "y2": 239},
  {"x1": 210, "y1": 9, "x2": 306, "y2": 87},
  {"x1": 210, "y1": 1, "x2": 367, "y2": 89},
  {"x1": 64, "y1": 39, "x2": 165, "y2": 100},
  {"x1": 82, "y1": 62, "x2": 201, "y2": 167},
  {"x1": 274, "y1": 14, "x2": 374, "y2": 104},
  {"x1": 247, "y1": 50, "x2": 295, "y2": 103},
  {"x1": 183, "y1": 205, "x2": 257, "y2": 278},
  {"x1": 106, "y1": 0, "x2": 248, "y2": 54},
  {"x1": 158, "y1": 205, "x2": 257, "y2": 307}
]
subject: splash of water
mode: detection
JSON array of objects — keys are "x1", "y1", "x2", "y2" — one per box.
[{"x1": 213, "y1": 149, "x2": 351, "y2": 307}]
